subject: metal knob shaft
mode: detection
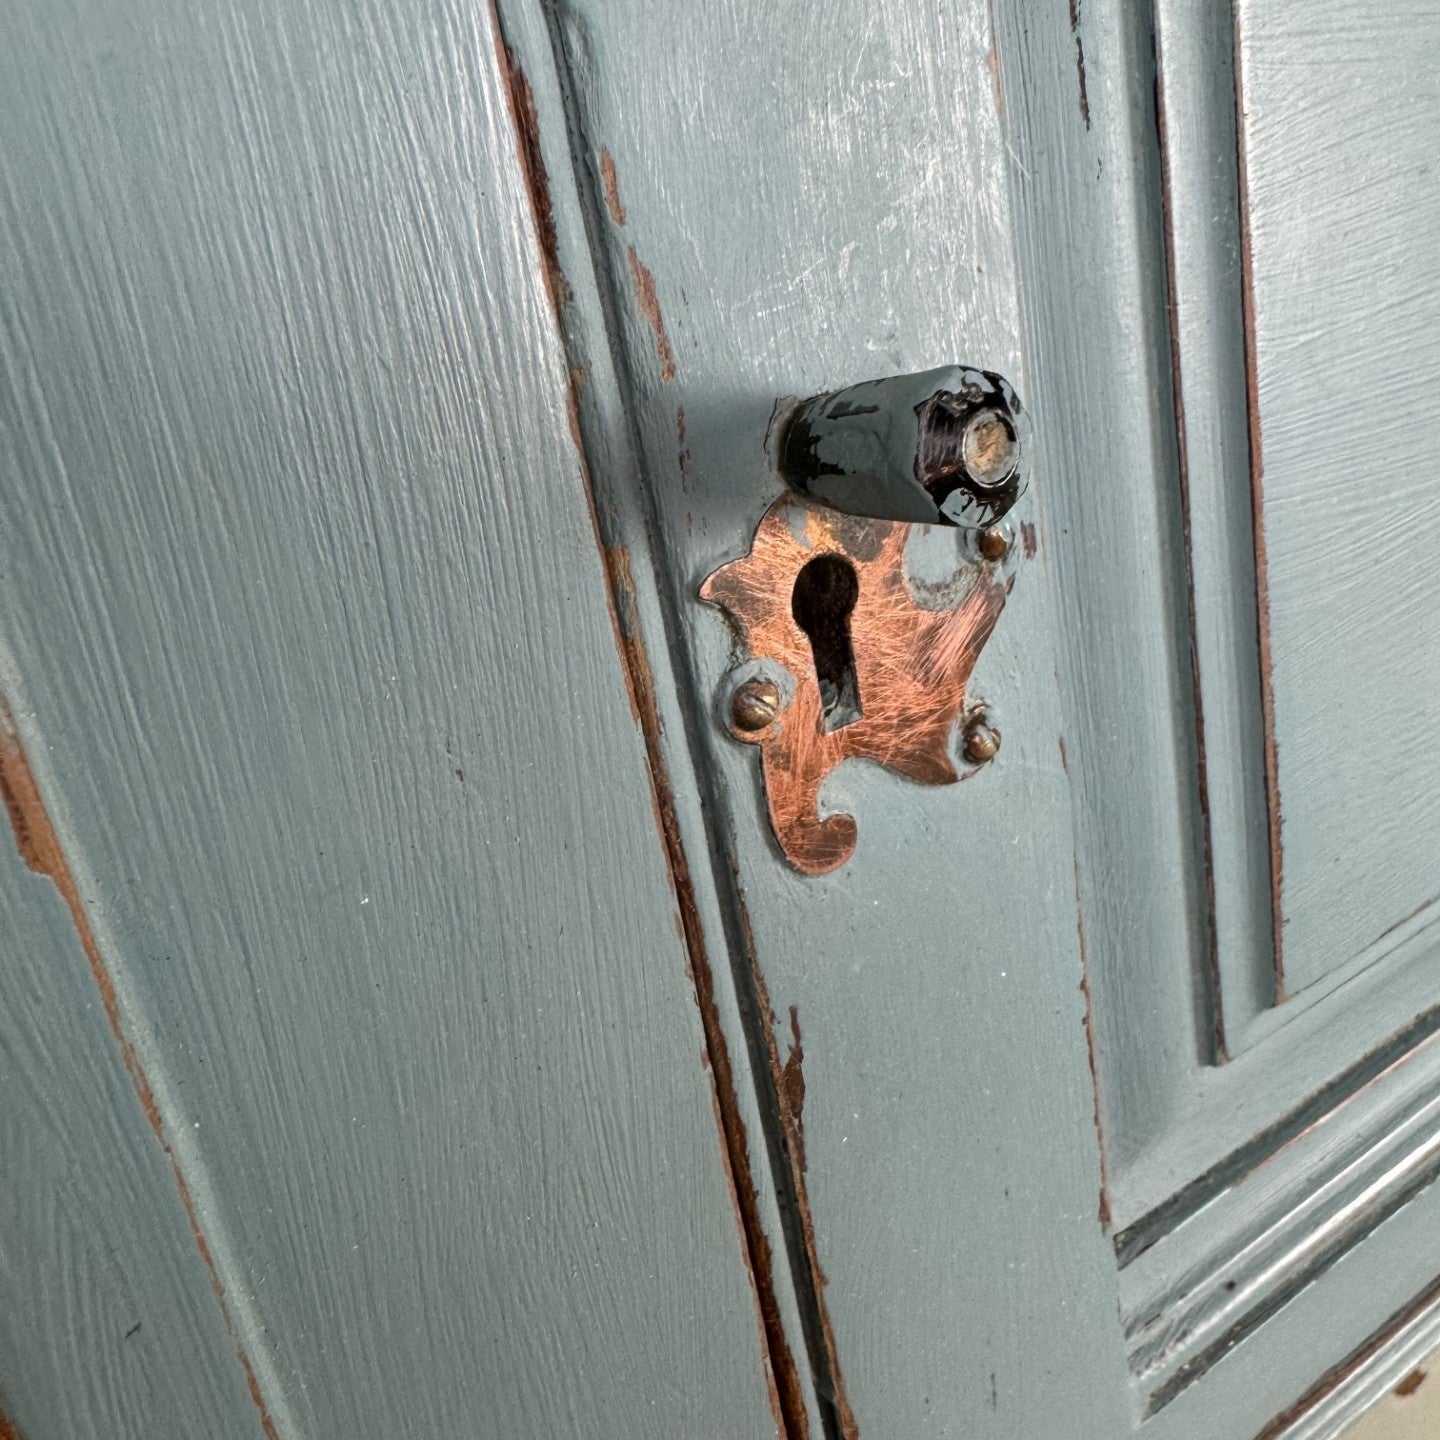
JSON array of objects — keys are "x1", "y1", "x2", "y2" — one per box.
[{"x1": 777, "y1": 365, "x2": 1029, "y2": 527}]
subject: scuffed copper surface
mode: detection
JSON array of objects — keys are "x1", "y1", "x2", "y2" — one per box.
[{"x1": 702, "y1": 495, "x2": 1009, "y2": 874}]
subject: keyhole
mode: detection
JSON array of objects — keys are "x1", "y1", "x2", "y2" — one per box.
[{"x1": 792, "y1": 553, "x2": 862, "y2": 732}]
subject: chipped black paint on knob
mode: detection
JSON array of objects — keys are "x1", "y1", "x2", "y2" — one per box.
[{"x1": 778, "y1": 366, "x2": 1029, "y2": 527}]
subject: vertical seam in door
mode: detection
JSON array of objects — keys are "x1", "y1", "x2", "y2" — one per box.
[
  {"x1": 1151, "y1": 10, "x2": 1228, "y2": 1062},
  {"x1": 489, "y1": 13, "x2": 819, "y2": 1439},
  {"x1": 1231, "y1": 4, "x2": 1286, "y2": 998},
  {"x1": 0, "y1": 699, "x2": 286, "y2": 1440}
]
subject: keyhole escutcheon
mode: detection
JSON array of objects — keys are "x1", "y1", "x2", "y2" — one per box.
[{"x1": 791, "y1": 552, "x2": 862, "y2": 732}]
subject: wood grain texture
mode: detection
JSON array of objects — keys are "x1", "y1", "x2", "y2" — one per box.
[
  {"x1": 0, "y1": 1, "x2": 781, "y2": 1436},
  {"x1": 1236, "y1": 0, "x2": 1440, "y2": 997},
  {"x1": 546, "y1": 0, "x2": 1133, "y2": 1433}
]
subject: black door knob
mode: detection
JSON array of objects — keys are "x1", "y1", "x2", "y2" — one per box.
[{"x1": 777, "y1": 365, "x2": 1029, "y2": 527}]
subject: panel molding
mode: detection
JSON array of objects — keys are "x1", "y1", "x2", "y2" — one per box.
[
  {"x1": 1262, "y1": 1277, "x2": 1440, "y2": 1440},
  {"x1": 1121, "y1": 1029, "x2": 1440, "y2": 1413},
  {"x1": 1154, "y1": 0, "x2": 1274, "y2": 1050}
]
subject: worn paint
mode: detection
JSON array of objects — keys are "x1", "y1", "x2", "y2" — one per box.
[
  {"x1": 0, "y1": 703, "x2": 281, "y2": 1440},
  {"x1": 514, "y1": 0, "x2": 1136, "y2": 1432},
  {"x1": 702, "y1": 495, "x2": 1011, "y2": 873},
  {"x1": 599, "y1": 147, "x2": 627, "y2": 226},
  {"x1": 1072, "y1": 857, "x2": 1113, "y2": 1229},
  {"x1": 495, "y1": 37, "x2": 807, "y2": 1431},
  {"x1": 5, "y1": 0, "x2": 793, "y2": 1431},
  {"x1": 1068, "y1": 0, "x2": 1091, "y2": 129},
  {"x1": 604, "y1": 547, "x2": 809, "y2": 1440},
  {"x1": 732, "y1": 879, "x2": 859, "y2": 1440},
  {"x1": 0, "y1": 1401, "x2": 21, "y2": 1440},
  {"x1": 495, "y1": 31, "x2": 570, "y2": 313},
  {"x1": 779, "y1": 1006, "x2": 807, "y2": 1174},
  {"x1": 985, "y1": 0, "x2": 1005, "y2": 118},
  {"x1": 626, "y1": 247, "x2": 677, "y2": 383}
]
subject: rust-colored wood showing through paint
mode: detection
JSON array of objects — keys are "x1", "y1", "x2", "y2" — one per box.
[{"x1": 702, "y1": 496, "x2": 1009, "y2": 874}]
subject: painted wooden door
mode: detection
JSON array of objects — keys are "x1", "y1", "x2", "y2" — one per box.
[
  {"x1": 3, "y1": 2, "x2": 1439, "y2": 1440},
  {"x1": 0, "y1": 3, "x2": 796, "y2": 1437}
]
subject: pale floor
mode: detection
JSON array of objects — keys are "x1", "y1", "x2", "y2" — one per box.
[{"x1": 1342, "y1": 1358, "x2": 1440, "y2": 1439}]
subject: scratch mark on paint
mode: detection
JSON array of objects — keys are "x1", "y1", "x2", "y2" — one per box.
[
  {"x1": 734, "y1": 878, "x2": 860, "y2": 1439},
  {"x1": 677, "y1": 407, "x2": 692, "y2": 488},
  {"x1": 1068, "y1": 0, "x2": 1091, "y2": 129},
  {"x1": 627, "y1": 247, "x2": 677, "y2": 383},
  {"x1": 599, "y1": 148, "x2": 627, "y2": 226},
  {"x1": 1072, "y1": 856, "x2": 1111, "y2": 1228},
  {"x1": 1020, "y1": 520, "x2": 1037, "y2": 558},
  {"x1": 0, "y1": 702, "x2": 281, "y2": 1440}
]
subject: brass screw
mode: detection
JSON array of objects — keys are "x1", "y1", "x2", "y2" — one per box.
[
  {"x1": 963, "y1": 717, "x2": 1001, "y2": 764},
  {"x1": 962, "y1": 409, "x2": 1020, "y2": 489},
  {"x1": 731, "y1": 678, "x2": 781, "y2": 732},
  {"x1": 978, "y1": 526, "x2": 1010, "y2": 562}
]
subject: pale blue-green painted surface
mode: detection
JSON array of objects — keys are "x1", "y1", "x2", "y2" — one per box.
[
  {"x1": 0, "y1": 1, "x2": 782, "y2": 1436},
  {"x1": 6, "y1": 0, "x2": 1440, "y2": 1437}
]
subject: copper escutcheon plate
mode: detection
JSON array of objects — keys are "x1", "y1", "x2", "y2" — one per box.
[{"x1": 701, "y1": 494, "x2": 1011, "y2": 874}]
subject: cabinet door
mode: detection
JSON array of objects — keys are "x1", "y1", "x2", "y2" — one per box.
[
  {"x1": 0, "y1": 3, "x2": 792, "y2": 1438},
  {"x1": 498, "y1": 0, "x2": 1440, "y2": 1436}
]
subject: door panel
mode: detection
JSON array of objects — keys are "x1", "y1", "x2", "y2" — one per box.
[
  {"x1": 1237, "y1": 0, "x2": 1440, "y2": 999},
  {"x1": 0, "y1": 1, "x2": 787, "y2": 1436},
  {"x1": 1015, "y1": 0, "x2": 1440, "y2": 1427}
]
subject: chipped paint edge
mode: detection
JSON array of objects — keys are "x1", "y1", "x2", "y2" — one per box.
[{"x1": 0, "y1": 695, "x2": 289, "y2": 1440}]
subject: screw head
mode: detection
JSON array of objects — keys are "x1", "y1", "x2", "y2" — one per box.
[
  {"x1": 963, "y1": 717, "x2": 1001, "y2": 764},
  {"x1": 731, "y1": 677, "x2": 782, "y2": 733},
  {"x1": 977, "y1": 526, "x2": 1010, "y2": 562},
  {"x1": 961, "y1": 409, "x2": 1020, "y2": 491}
]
